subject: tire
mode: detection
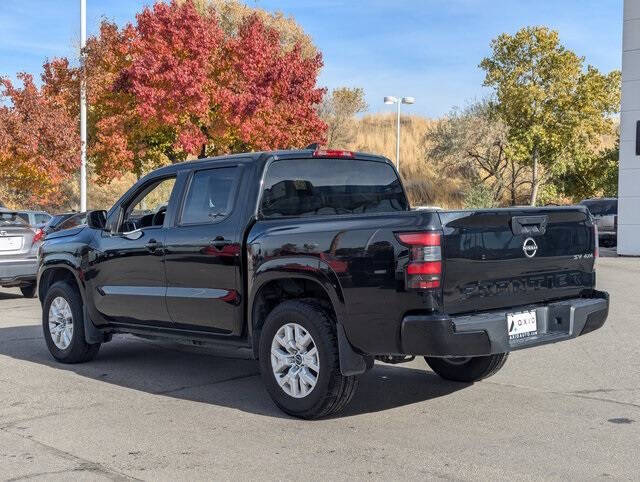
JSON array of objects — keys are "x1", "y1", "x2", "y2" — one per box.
[
  {"x1": 42, "y1": 281, "x2": 100, "y2": 363},
  {"x1": 20, "y1": 283, "x2": 37, "y2": 298},
  {"x1": 424, "y1": 353, "x2": 509, "y2": 383},
  {"x1": 258, "y1": 300, "x2": 358, "y2": 419}
]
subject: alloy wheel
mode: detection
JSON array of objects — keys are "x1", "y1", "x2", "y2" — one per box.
[
  {"x1": 48, "y1": 296, "x2": 74, "y2": 350},
  {"x1": 270, "y1": 323, "x2": 320, "y2": 398}
]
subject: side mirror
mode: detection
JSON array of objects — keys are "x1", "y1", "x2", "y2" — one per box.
[{"x1": 87, "y1": 210, "x2": 107, "y2": 230}]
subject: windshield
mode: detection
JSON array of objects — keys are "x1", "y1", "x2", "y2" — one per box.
[
  {"x1": 46, "y1": 214, "x2": 73, "y2": 229},
  {"x1": 0, "y1": 212, "x2": 28, "y2": 226},
  {"x1": 580, "y1": 199, "x2": 617, "y2": 216}
]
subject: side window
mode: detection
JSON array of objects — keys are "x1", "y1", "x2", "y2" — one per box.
[
  {"x1": 180, "y1": 167, "x2": 239, "y2": 225},
  {"x1": 120, "y1": 177, "x2": 176, "y2": 232},
  {"x1": 16, "y1": 212, "x2": 29, "y2": 224}
]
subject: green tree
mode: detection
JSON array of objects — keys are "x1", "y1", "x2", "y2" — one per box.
[
  {"x1": 480, "y1": 27, "x2": 620, "y2": 205},
  {"x1": 557, "y1": 141, "x2": 619, "y2": 201},
  {"x1": 318, "y1": 87, "x2": 368, "y2": 148},
  {"x1": 463, "y1": 184, "x2": 498, "y2": 209}
]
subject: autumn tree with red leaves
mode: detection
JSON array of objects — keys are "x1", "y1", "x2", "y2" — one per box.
[
  {"x1": 0, "y1": 74, "x2": 80, "y2": 207},
  {"x1": 42, "y1": 0, "x2": 327, "y2": 184}
]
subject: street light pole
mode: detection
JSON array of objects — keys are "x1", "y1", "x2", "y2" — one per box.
[
  {"x1": 80, "y1": 0, "x2": 87, "y2": 212},
  {"x1": 384, "y1": 96, "x2": 415, "y2": 176},
  {"x1": 395, "y1": 100, "x2": 400, "y2": 173}
]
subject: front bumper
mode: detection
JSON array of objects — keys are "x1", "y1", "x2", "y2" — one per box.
[
  {"x1": 0, "y1": 259, "x2": 38, "y2": 286},
  {"x1": 401, "y1": 291, "x2": 609, "y2": 357}
]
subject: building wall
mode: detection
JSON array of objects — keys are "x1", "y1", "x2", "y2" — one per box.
[{"x1": 619, "y1": 0, "x2": 640, "y2": 255}]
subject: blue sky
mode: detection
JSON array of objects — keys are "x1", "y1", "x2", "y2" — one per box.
[{"x1": 0, "y1": 0, "x2": 623, "y2": 117}]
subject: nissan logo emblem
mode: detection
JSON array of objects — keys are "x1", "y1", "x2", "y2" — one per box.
[{"x1": 523, "y1": 237, "x2": 538, "y2": 258}]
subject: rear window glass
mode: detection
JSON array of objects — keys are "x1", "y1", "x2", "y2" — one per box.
[
  {"x1": 0, "y1": 212, "x2": 27, "y2": 226},
  {"x1": 580, "y1": 199, "x2": 617, "y2": 216},
  {"x1": 260, "y1": 158, "x2": 408, "y2": 218},
  {"x1": 181, "y1": 167, "x2": 240, "y2": 224}
]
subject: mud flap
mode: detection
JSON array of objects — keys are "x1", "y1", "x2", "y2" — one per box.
[
  {"x1": 336, "y1": 322, "x2": 368, "y2": 376},
  {"x1": 83, "y1": 305, "x2": 108, "y2": 344}
]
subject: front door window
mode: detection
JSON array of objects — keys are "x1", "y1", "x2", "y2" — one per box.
[{"x1": 120, "y1": 177, "x2": 176, "y2": 233}]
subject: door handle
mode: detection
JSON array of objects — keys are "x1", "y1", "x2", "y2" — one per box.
[
  {"x1": 211, "y1": 236, "x2": 228, "y2": 249},
  {"x1": 146, "y1": 239, "x2": 161, "y2": 252},
  {"x1": 511, "y1": 215, "x2": 548, "y2": 236}
]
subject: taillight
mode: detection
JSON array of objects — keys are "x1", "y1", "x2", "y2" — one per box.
[
  {"x1": 312, "y1": 149, "x2": 355, "y2": 158},
  {"x1": 33, "y1": 228, "x2": 44, "y2": 243},
  {"x1": 593, "y1": 223, "x2": 599, "y2": 263},
  {"x1": 396, "y1": 231, "x2": 442, "y2": 289}
]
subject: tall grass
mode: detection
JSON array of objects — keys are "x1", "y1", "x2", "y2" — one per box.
[{"x1": 345, "y1": 113, "x2": 465, "y2": 208}]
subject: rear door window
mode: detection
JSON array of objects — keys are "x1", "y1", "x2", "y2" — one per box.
[
  {"x1": 260, "y1": 158, "x2": 408, "y2": 218},
  {"x1": 180, "y1": 167, "x2": 240, "y2": 225}
]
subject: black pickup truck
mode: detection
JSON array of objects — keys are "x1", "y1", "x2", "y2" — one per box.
[{"x1": 38, "y1": 149, "x2": 609, "y2": 418}]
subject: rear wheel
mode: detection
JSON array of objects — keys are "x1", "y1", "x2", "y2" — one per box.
[
  {"x1": 42, "y1": 281, "x2": 100, "y2": 363},
  {"x1": 20, "y1": 283, "x2": 37, "y2": 298},
  {"x1": 424, "y1": 353, "x2": 509, "y2": 382},
  {"x1": 259, "y1": 300, "x2": 358, "y2": 419}
]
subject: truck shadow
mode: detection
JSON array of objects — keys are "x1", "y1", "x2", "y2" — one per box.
[
  {"x1": 0, "y1": 325, "x2": 469, "y2": 419},
  {"x1": 0, "y1": 291, "x2": 24, "y2": 300}
]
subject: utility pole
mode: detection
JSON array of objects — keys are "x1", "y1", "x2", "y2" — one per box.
[{"x1": 80, "y1": 0, "x2": 87, "y2": 211}]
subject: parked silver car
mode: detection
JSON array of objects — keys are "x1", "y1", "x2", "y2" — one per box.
[
  {"x1": 0, "y1": 210, "x2": 42, "y2": 297},
  {"x1": 15, "y1": 210, "x2": 52, "y2": 229},
  {"x1": 579, "y1": 198, "x2": 617, "y2": 247}
]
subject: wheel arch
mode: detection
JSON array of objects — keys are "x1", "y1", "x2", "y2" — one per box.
[
  {"x1": 248, "y1": 257, "x2": 367, "y2": 375},
  {"x1": 248, "y1": 257, "x2": 345, "y2": 345},
  {"x1": 38, "y1": 264, "x2": 84, "y2": 304}
]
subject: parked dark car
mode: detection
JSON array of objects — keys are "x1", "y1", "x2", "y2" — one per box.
[
  {"x1": 37, "y1": 149, "x2": 609, "y2": 418},
  {"x1": 0, "y1": 210, "x2": 41, "y2": 297},
  {"x1": 45, "y1": 212, "x2": 87, "y2": 235},
  {"x1": 42, "y1": 212, "x2": 86, "y2": 236},
  {"x1": 579, "y1": 198, "x2": 617, "y2": 247}
]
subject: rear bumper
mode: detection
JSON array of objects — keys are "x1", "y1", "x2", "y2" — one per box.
[
  {"x1": 0, "y1": 259, "x2": 38, "y2": 286},
  {"x1": 401, "y1": 291, "x2": 609, "y2": 357}
]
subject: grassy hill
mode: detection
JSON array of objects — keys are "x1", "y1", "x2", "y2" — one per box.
[{"x1": 345, "y1": 113, "x2": 465, "y2": 208}]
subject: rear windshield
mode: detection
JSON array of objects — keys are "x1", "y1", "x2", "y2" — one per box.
[
  {"x1": 260, "y1": 158, "x2": 408, "y2": 218},
  {"x1": 0, "y1": 212, "x2": 28, "y2": 226},
  {"x1": 580, "y1": 199, "x2": 617, "y2": 216}
]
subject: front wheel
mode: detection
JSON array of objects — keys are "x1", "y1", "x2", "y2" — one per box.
[
  {"x1": 424, "y1": 353, "x2": 509, "y2": 382},
  {"x1": 42, "y1": 281, "x2": 100, "y2": 363},
  {"x1": 259, "y1": 300, "x2": 358, "y2": 419}
]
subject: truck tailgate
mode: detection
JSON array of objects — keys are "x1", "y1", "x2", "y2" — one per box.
[{"x1": 439, "y1": 208, "x2": 596, "y2": 315}]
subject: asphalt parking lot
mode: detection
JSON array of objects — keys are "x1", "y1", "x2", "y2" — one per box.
[{"x1": 1, "y1": 255, "x2": 638, "y2": 480}]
